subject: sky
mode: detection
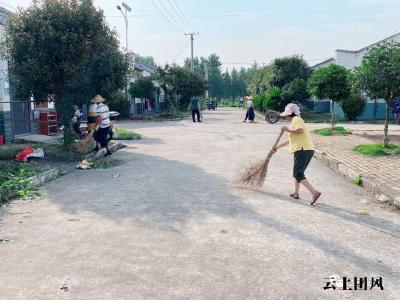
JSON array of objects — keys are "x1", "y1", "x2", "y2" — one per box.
[{"x1": 4, "y1": 0, "x2": 400, "y2": 69}]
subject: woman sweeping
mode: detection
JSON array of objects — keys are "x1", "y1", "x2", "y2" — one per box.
[{"x1": 273, "y1": 103, "x2": 322, "y2": 205}]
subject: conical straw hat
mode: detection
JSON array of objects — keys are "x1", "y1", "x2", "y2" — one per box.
[{"x1": 91, "y1": 94, "x2": 106, "y2": 103}]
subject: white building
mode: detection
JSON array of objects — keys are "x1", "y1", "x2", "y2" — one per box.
[
  {"x1": 311, "y1": 32, "x2": 400, "y2": 120},
  {"x1": 127, "y1": 52, "x2": 165, "y2": 116},
  {"x1": 313, "y1": 32, "x2": 400, "y2": 70}
]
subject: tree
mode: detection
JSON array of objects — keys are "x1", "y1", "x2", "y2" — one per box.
[
  {"x1": 308, "y1": 64, "x2": 350, "y2": 129},
  {"x1": 248, "y1": 65, "x2": 274, "y2": 95},
  {"x1": 238, "y1": 68, "x2": 248, "y2": 96},
  {"x1": 222, "y1": 69, "x2": 232, "y2": 99},
  {"x1": 355, "y1": 42, "x2": 400, "y2": 146},
  {"x1": 156, "y1": 65, "x2": 207, "y2": 109},
  {"x1": 281, "y1": 78, "x2": 310, "y2": 105},
  {"x1": 135, "y1": 55, "x2": 156, "y2": 67},
  {"x1": 230, "y1": 68, "x2": 241, "y2": 99},
  {"x1": 207, "y1": 54, "x2": 223, "y2": 98},
  {"x1": 129, "y1": 77, "x2": 155, "y2": 100},
  {"x1": 6, "y1": 0, "x2": 128, "y2": 146},
  {"x1": 108, "y1": 91, "x2": 129, "y2": 118},
  {"x1": 184, "y1": 56, "x2": 205, "y2": 77},
  {"x1": 270, "y1": 56, "x2": 311, "y2": 89}
]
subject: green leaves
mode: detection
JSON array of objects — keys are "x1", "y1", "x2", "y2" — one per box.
[
  {"x1": 129, "y1": 77, "x2": 156, "y2": 100},
  {"x1": 308, "y1": 64, "x2": 351, "y2": 103},
  {"x1": 269, "y1": 55, "x2": 312, "y2": 89},
  {"x1": 7, "y1": 0, "x2": 128, "y2": 146},
  {"x1": 354, "y1": 42, "x2": 400, "y2": 107},
  {"x1": 156, "y1": 65, "x2": 207, "y2": 107}
]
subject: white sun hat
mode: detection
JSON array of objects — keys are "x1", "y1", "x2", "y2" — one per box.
[{"x1": 280, "y1": 103, "x2": 301, "y2": 117}]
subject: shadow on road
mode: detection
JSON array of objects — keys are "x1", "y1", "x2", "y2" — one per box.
[
  {"x1": 236, "y1": 186, "x2": 400, "y2": 240},
  {"x1": 44, "y1": 151, "x2": 400, "y2": 280}
]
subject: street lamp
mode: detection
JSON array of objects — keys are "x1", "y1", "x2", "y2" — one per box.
[{"x1": 117, "y1": 2, "x2": 132, "y2": 51}]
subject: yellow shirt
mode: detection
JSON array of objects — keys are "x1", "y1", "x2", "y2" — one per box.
[{"x1": 288, "y1": 116, "x2": 314, "y2": 153}]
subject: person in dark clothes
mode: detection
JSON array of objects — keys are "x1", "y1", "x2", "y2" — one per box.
[
  {"x1": 248, "y1": 106, "x2": 255, "y2": 122},
  {"x1": 189, "y1": 96, "x2": 202, "y2": 122}
]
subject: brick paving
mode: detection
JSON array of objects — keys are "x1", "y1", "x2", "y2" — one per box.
[{"x1": 312, "y1": 134, "x2": 400, "y2": 193}]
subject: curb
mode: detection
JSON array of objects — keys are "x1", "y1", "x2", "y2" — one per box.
[
  {"x1": 83, "y1": 142, "x2": 126, "y2": 162},
  {"x1": 31, "y1": 168, "x2": 60, "y2": 186},
  {"x1": 314, "y1": 149, "x2": 399, "y2": 209}
]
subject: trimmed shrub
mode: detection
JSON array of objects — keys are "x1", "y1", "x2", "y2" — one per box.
[
  {"x1": 108, "y1": 91, "x2": 129, "y2": 118},
  {"x1": 341, "y1": 94, "x2": 366, "y2": 121},
  {"x1": 265, "y1": 87, "x2": 282, "y2": 111}
]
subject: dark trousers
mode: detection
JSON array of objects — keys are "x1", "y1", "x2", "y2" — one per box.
[
  {"x1": 245, "y1": 107, "x2": 255, "y2": 121},
  {"x1": 192, "y1": 109, "x2": 200, "y2": 122},
  {"x1": 293, "y1": 150, "x2": 314, "y2": 183}
]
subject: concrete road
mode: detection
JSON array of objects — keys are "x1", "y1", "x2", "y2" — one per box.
[{"x1": 1, "y1": 108, "x2": 399, "y2": 299}]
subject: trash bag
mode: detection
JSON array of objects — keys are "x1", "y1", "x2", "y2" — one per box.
[{"x1": 16, "y1": 147, "x2": 34, "y2": 161}]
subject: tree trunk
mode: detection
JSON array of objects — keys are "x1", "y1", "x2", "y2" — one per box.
[
  {"x1": 55, "y1": 97, "x2": 74, "y2": 148},
  {"x1": 330, "y1": 100, "x2": 335, "y2": 130},
  {"x1": 383, "y1": 104, "x2": 390, "y2": 147}
]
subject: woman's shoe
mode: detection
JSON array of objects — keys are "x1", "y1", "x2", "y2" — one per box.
[
  {"x1": 290, "y1": 193, "x2": 299, "y2": 200},
  {"x1": 310, "y1": 191, "x2": 322, "y2": 205}
]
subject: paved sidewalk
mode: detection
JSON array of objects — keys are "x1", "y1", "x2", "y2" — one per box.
[{"x1": 313, "y1": 134, "x2": 400, "y2": 207}]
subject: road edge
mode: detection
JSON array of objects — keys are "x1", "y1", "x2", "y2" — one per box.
[{"x1": 313, "y1": 149, "x2": 400, "y2": 209}]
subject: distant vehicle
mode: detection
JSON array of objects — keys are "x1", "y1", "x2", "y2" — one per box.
[{"x1": 207, "y1": 101, "x2": 216, "y2": 110}]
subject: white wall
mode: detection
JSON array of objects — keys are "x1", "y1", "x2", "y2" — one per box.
[{"x1": 335, "y1": 33, "x2": 400, "y2": 69}]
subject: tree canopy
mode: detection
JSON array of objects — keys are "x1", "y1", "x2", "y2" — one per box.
[
  {"x1": 308, "y1": 64, "x2": 350, "y2": 128},
  {"x1": 129, "y1": 77, "x2": 156, "y2": 100},
  {"x1": 308, "y1": 64, "x2": 350, "y2": 103},
  {"x1": 355, "y1": 42, "x2": 400, "y2": 145},
  {"x1": 6, "y1": 0, "x2": 128, "y2": 143},
  {"x1": 157, "y1": 65, "x2": 207, "y2": 108},
  {"x1": 270, "y1": 56, "x2": 312, "y2": 88}
]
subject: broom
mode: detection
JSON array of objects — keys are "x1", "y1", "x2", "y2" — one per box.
[
  {"x1": 72, "y1": 124, "x2": 99, "y2": 154},
  {"x1": 239, "y1": 130, "x2": 285, "y2": 187}
]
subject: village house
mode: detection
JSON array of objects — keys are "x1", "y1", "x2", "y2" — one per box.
[
  {"x1": 312, "y1": 32, "x2": 400, "y2": 120},
  {"x1": 127, "y1": 52, "x2": 166, "y2": 117}
]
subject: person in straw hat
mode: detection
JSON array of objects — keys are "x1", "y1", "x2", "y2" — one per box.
[
  {"x1": 273, "y1": 103, "x2": 322, "y2": 205},
  {"x1": 92, "y1": 94, "x2": 112, "y2": 156}
]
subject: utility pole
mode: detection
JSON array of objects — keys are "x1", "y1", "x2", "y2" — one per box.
[{"x1": 185, "y1": 32, "x2": 199, "y2": 72}]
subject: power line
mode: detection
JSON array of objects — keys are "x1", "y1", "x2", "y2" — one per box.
[
  {"x1": 171, "y1": 0, "x2": 195, "y2": 31},
  {"x1": 172, "y1": 39, "x2": 190, "y2": 63},
  {"x1": 166, "y1": 0, "x2": 191, "y2": 32},
  {"x1": 106, "y1": 4, "x2": 400, "y2": 18},
  {"x1": 156, "y1": 0, "x2": 186, "y2": 32},
  {"x1": 149, "y1": 0, "x2": 185, "y2": 33}
]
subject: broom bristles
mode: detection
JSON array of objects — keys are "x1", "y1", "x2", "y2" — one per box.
[
  {"x1": 239, "y1": 130, "x2": 285, "y2": 187},
  {"x1": 239, "y1": 155, "x2": 271, "y2": 187},
  {"x1": 73, "y1": 131, "x2": 95, "y2": 154}
]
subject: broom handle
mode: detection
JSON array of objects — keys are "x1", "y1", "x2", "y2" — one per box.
[{"x1": 271, "y1": 130, "x2": 285, "y2": 150}]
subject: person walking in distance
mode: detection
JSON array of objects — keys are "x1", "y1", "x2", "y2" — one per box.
[
  {"x1": 189, "y1": 96, "x2": 202, "y2": 123},
  {"x1": 92, "y1": 95, "x2": 112, "y2": 156},
  {"x1": 273, "y1": 103, "x2": 322, "y2": 205},
  {"x1": 243, "y1": 96, "x2": 253, "y2": 122}
]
